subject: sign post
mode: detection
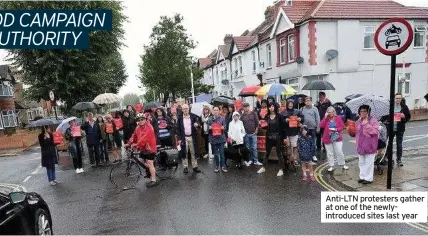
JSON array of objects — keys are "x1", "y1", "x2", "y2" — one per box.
[
  {"x1": 49, "y1": 90, "x2": 58, "y2": 120},
  {"x1": 374, "y1": 18, "x2": 413, "y2": 189}
]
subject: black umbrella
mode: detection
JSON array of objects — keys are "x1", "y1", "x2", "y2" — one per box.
[
  {"x1": 27, "y1": 118, "x2": 60, "y2": 128},
  {"x1": 345, "y1": 94, "x2": 363, "y2": 102},
  {"x1": 144, "y1": 102, "x2": 163, "y2": 111},
  {"x1": 302, "y1": 80, "x2": 335, "y2": 90},
  {"x1": 424, "y1": 93, "x2": 428, "y2": 102},
  {"x1": 211, "y1": 96, "x2": 234, "y2": 106},
  {"x1": 72, "y1": 102, "x2": 100, "y2": 111}
]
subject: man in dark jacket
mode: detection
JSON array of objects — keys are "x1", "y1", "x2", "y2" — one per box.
[
  {"x1": 81, "y1": 112, "x2": 102, "y2": 167},
  {"x1": 315, "y1": 92, "x2": 332, "y2": 151},
  {"x1": 177, "y1": 104, "x2": 201, "y2": 173},
  {"x1": 389, "y1": 93, "x2": 411, "y2": 166}
]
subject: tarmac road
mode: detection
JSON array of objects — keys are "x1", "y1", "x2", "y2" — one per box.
[{"x1": 1, "y1": 120, "x2": 427, "y2": 234}]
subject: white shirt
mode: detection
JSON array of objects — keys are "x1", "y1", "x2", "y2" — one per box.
[{"x1": 228, "y1": 119, "x2": 246, "y2": 145}]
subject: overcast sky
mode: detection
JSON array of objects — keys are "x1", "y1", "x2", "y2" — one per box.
[{"x1": 1, "y1": 0, "x2": 427, "y2": 97}]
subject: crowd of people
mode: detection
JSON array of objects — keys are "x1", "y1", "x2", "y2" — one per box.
[{"x1": 38, "y1": 92, "x2": 411, "y2": 187}]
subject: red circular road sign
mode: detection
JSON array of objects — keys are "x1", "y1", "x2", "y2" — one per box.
[{"x1": 374, "y1": 18, "x2": 413, "y2": 56}]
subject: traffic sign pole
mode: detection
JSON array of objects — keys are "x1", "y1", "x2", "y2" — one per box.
[
  {"x1": 386, "y1": 54, "x2": 396, "y2": 190},
  {"x1": 374, "y1": 18, "x2": 413, "y2": 190}
]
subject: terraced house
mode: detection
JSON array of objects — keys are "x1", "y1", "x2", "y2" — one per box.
[{"x1": 198, "y1": 0, "x2": 428, "y2": 110}]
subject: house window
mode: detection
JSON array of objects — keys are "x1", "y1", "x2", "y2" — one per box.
[
  {"x1": 215, "y1": 68, "x2": 219, "y2": 84},
  {"x1": 252, "y1": 50, "x2": 256, "y2": 72},
  {"x1": 280, "y1": 38, "x2": 286, "y2": 64},
  {"x1": 233, "y1": 58, "x2": 238, "y2": 77},
  {"x1": 288, "y1": 35, "x2": 295, "y2": 62},
  {"x1": 238, "y1": 56, "x2": 242, "y2": 74},
  {"x1": 266, "y1": 44, "x2": 272, "y2": 67},
  {"x1": 397, "y1": 73, "x2": 411, "y2": 95},
  {"x1": 224, "y1": 63, "x2": 228, "y2": 80},
  {"x1": 414, "y1": 26, "x2": 426, "y2": 47},
  {"x1": 1, "y1": 110, "x2": 16, "y2": 128},
  {"x1": 285, "y1": 78, "x2": 299, "y2": 91},
  {"x1": 0, "y1": 84, "x2": 14, "y2": 97},
  {"x1": 364, "y1": 26, "x2": 375, "y2": 49}
]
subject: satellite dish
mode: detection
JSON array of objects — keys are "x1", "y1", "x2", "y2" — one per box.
[
  {"x1": 296, "y1": 57, "x2": 304, "y2": 64},
  {"x1": 326, "y1": 49, "x2": 338, "y2": 60}
]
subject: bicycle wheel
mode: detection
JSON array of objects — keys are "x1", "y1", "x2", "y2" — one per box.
[{"x1": 110, "y1": 160, "x2": 142, "y2": 189}]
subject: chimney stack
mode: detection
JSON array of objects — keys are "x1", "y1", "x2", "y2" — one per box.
[{"x1": 223, "y1": 34, "x2": 233, "y2": 44}]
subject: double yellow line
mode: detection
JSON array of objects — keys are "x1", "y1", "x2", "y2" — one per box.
[{"x1": 314, "y1": 156, "x2": 428, "y2": 233}]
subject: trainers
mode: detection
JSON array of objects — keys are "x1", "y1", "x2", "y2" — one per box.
[
  {"x1": 221, "y1": 167, "x2": 228, "y2": 173},
  {"x1": 214, "y1": 168, "x2": 219, "y2": 173},
  {"x1": 254, "y1": 161, "x2": 263, "y2": 166},
  {"x1": 146, "y1": 181, "x2": 158, "y2": 188},
  {"x1": 203, "y1": 154, "x2": 208, "y2": 159},
  {"x1": 183, "y1": 167, "x2": 189, "y2": 174},
  {"x1": 302, "y1": 175, "x2": 307, "y2": 181},
  {"x1": 310, "y1": 175, "x2": 316, "y2": 182},
  {"x1": 193, "y1": 167, "x2": 202, "y2": 173},
  {"x1": 75, "y1": 169, "x2": 80, "y2": 173},
  {"x1": 343, "y1": 165, "x2": 349, "y2": 170},
  {"x1": 244, "y1": 161, "x2": 250, "y2": 167},
  {"x1": 49, "y1": 181, "x2": 56, "y2": 186},
  {"x1": 312, "y1": 156, "x2": 318, "y2": 162},
  {"x1": 277, "y1": 169, "x2": 284, "y2": 176},
  {"x1": 79, "y1": 168, "x2": 84, "y2": 173},
  {"x1": 327, "y1": 167, "x2": 334, "y2": 172},
  {"x1": 247, "y1": 161, "x2": 253, "y2": 165},
  {"x1": 257, "y1": 167, "x2": 266, "y2": 174},
  {"x1": 53, "y1": 180, "x2": 61, "y2": 184}
]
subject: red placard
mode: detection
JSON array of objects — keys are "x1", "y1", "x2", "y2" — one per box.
[
  {"x1": 234, "y1": 99, "x2": 243, "y2": 110},
  {"x1": 114, "y1": 118, "x2": 123, "y2": 129},
  {"x1": 212, "y1": 123, "x2": 222, "y2": 136},
  {"x1": 159, "y1": 120, "x2": 168, "y2": 129},
  {"x1": 259, "y1": 120, "x2": 268, "y2": 128},
  {"x1": 135, "y1": 103, "x2": 143, "y2": 113},
  {"x1": 53, "y1": 132, "x2": 63, "y2": 144},
  {"x1": 257, "y1": 136, "x2": 266, "y2": 152},
  {"x1": 289, "y1": 116, "x2": 298, "y2": 128},
  {"x1": 394, "y1": 112, "x2": 402, "y2": 122},
  {"x1": 105, "y1": 123, "x2": 114, "y2": 134},
  {"x1": 71, "y1": 126, "x2": 81, "y2": 137}
]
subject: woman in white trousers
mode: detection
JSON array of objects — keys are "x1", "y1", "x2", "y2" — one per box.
[
  {"x1": 319, "y1": 107, "x2": 348, "y2": 172},
  {"x1": 355, "y1": 105, "x2": 379, "y2": 184}
]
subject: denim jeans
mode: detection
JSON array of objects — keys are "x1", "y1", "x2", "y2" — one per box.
[
  {"x1": 244, "y1": 134, "x2": 258, "y2": 163},
  {"x1": 99, "y1": 140, "x2": 109, "y2": 162},
  {"x1": 46, "y1": 167, "x2": 56, "y2": 182},
  {"x1": 211, "y1": 143, "x2": 225, "y2": 168}
]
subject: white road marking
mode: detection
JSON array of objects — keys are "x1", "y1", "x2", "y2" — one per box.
[
  {"x1": 31, "y1": 165, "x2": 42, "y2": 175},
  {"x1": 23, "y1": 176, "x2": 31, "y2": 183},
  {"x1": 407, "y1": 124, "x2": 428, "y2": 129}
]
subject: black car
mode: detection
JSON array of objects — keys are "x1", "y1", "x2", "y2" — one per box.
[{"x1": 0, "y1": 190, "x2": 53, "y2": 235}]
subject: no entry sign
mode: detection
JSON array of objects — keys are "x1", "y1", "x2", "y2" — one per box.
[
  {"x1": 374, "y1": 18, "x2": 413, "y2": 190},
  {"x1": 374, "y1": 18, "x2": 413, "y2": 56}
]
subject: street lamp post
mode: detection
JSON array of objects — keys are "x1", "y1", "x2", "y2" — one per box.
[{"x1": 189, "y1": 59, "x2": 195, "y2": 104}]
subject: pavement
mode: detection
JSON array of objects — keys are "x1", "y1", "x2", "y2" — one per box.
[{"x1": 0, "y1": 120, "x2": 428, "y2": 234}]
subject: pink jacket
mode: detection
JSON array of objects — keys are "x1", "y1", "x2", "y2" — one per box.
[
  {"x1": 355, "y1": 117, "x2": 379, "y2": 155},
  {"x1": 319, "y1": 116, "x2": 345, "y2": 144}
]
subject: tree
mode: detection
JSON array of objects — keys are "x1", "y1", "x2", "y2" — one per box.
[
  {"x1": 139, "y1": 14, "x2": 197, "y2": 103},
  {"x1": 122, "y1": 93, "x2": 140, "y2": 106},
  {"x1": 0, "y1": 1, "x2": 127, "y2": 114}
]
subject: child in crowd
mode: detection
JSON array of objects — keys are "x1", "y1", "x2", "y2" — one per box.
[{"x1": 297, "y1": 125, "x2": 316, "y2": 181}]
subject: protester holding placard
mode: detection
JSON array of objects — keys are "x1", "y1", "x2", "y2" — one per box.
[
  {"x1": 319, "y1": 107, "x2": 348, "y2": 172},
  {"x1": 281, "y1": 100, "x2": 304, "y2": 166},
  {"x1": 104, "y1": 114, "x2": 123, "y2": 163},
  {"x1": 65, "y1": 119, "x2": 84, "y2": 173},
  {"x1": 153, "y1": 108, "x2": 173, "y2": 147},
  {"x1": 387, "y1": 93, "x2": 411, "y2": 167},
  {"x1": 257, "y1": 103, "x2": 285, "y2": 176},
  {"x1": 355, "y1": 105, "x2": 379, "y2": 184},
  {"x1": 114, "y1": 111, "x2": 124, "y2": 139},
  {"x1": 207, "y1": 106, "x2": 228, "y2": 173}
]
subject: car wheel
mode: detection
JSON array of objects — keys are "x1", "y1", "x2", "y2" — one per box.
[{"x1": 35, "y1": 208, "x2": 53, "y2": 235}]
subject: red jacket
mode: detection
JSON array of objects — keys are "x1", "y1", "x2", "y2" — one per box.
[{"x1": 127, "y1": 123, "x2": 157, "y2": 154}]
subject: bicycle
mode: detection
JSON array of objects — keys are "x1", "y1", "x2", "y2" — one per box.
[{"x1": 109, "y1": 145, "x2": 179, "y2": 190}]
